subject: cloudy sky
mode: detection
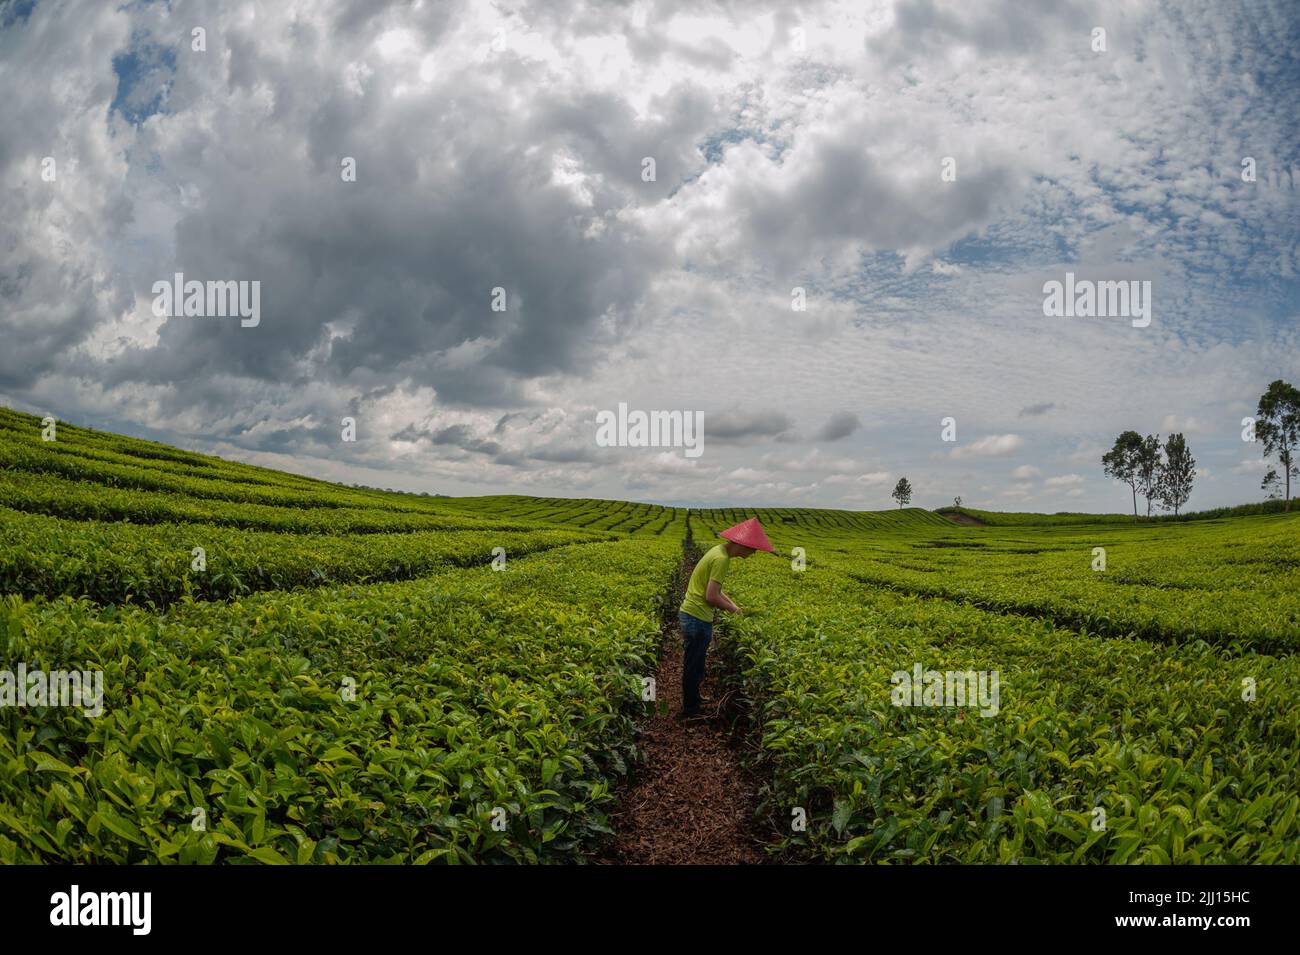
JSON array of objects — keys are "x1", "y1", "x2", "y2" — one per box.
[{"x1": 3, "y1": 0, "x2": 1298, "y2": 512}]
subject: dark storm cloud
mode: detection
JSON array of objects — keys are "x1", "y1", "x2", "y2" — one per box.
[
  {"x1": 84, "y1": 1, "x2": 711, "y2": 409},
  {"x1": 875, "y1": 0, "x2": 1093, "y2": 60},
  {"x1": 1019, "y1": 402, "x2": 1057, "y2": 417},
  {"x1": 529, "y1": 445, "x2": 598, "y2": 463},
  {"x1": 494, "y1": 411, "x2": 527, "y2": 434},
  {"x1": 331, "y1": 0, "x2": 433, "y2": 36},
  {"x1": 491, "y1": 450, "x2": 528, "y2": 467},
  {"x1": 101, "y1": 121, "x2": 662, "y2": 404},
  {"x1": 708, "y1": 409, "x2": 795, "y2": 442},
  {"x1": 0, "y1": 284, "x2": 102, "y2": 392},
  {"x1": 234, "y1": 419, "x2": 340, "y2": 453},
  {"x1": 393, "y1": 423, "x2": 501, "y2": 456},
  {"x1": 740, "y1": 140, "x2": 1020, "y2": 270},
  {"x1": 528, "y1": 84, "x2": 716, "y2": 204},
  {"x1": 0, "y1": 2, "x2": 132, "y2": 390},
  {"x1": 815, "y1": 411, "x2": 860, "y2": 441}
]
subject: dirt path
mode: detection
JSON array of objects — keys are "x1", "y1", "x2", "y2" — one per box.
[
  {"x1": 597, "y1": 547, "x2": 770, "y2": 865},
  {"x1": 942, "y1": 510, "x2": 987, "y2": 526}
]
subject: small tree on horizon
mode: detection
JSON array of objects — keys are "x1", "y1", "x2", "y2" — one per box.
[
  {"x1": 1156, "y1": 433, "x2": 1195, "y2": 516},
  {"x1": 1256, "y1": 379, "x2": 1300, "y2": 511},
  {"x1": 892, "y1": 477, "x2": 913, "y2": 509},
  {"x1": 953, "y1": 495, "x2": 962, "y2": 508},
  {"x1": 1102, "y1": 430, "x2": 1144, "y2": 520}
]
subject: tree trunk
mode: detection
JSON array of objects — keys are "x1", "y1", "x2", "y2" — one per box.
[{"x1": 1131, "y1": 485, "x2": 1138, "y2": 521}]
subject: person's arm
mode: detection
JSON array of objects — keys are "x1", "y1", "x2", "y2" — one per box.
[{"x1": 706, "y1": 579, "x2": 741, "y2": 615}]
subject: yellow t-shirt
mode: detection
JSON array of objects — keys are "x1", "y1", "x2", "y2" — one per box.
[{"x1": 680, "y1": 543, "x2": 730, "y2": 622}]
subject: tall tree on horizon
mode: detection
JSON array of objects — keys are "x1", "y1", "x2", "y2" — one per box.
[
  {"x1": 1102, "y1": 430, "x2": 1144, "y2": 520},
  {"x1": 1156, "y1": 433, "x2": 1196, "y2": 517},
  {"x1": 1136, "y1": 433, "x2": 1162, "y2": 518},
  {"x1": 892, "y1": 477, "x2": 913, "y2": 509},
  {"x1": 1256, "y1": 379, "x2": 1300, "y2": 511}
]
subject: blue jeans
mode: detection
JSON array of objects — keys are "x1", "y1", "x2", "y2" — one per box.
[{"x1": 678, "y1": 611, "x2": 713, "y2": 711}]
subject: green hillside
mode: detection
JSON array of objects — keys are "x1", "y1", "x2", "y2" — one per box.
[{"x1": 1, "y1": 406, "x2": 1297, "y2": 865}]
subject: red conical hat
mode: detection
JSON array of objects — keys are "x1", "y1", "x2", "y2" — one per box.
[{"x1": 719, "y1": 517, "x2": 774, "y2": 553}]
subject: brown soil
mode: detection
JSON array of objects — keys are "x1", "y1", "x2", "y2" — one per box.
[
  {"x1": 942, "y1": 511, "x2": 987, "y2": 526},
  {"x1": 596, "y1": 548, "x2": 771, "y2": 865}
]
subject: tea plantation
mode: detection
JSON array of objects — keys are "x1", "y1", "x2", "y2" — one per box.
[{"x1": 1, "y1": 407, "x2": 1297, "y2": 863}]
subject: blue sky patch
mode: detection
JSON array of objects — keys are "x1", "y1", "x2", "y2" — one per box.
[{"x1": 110, "y1": 40, "x2": 175, "y2": 125}]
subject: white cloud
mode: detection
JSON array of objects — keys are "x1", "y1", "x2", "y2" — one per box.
[
  {"x1": 856, "y1": 471, "x2": 892, "y2": 486},
  {"x1": 1066, "y1": 444, "x2": 1108, "y2": 465},
  {"x1": 951, "y1": 435, "x2": 1025, "y2": 459},
  {"x1": 1001, "y1": 483, "x2": 1035, "y2": 501},
  {"x1": 1160, "y1": 414, "x2": 1206, "y2": 434}
]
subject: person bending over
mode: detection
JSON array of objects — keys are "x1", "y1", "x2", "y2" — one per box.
[{"x1": 676, "y1": 517, "x2": 773, "y2": 718}]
